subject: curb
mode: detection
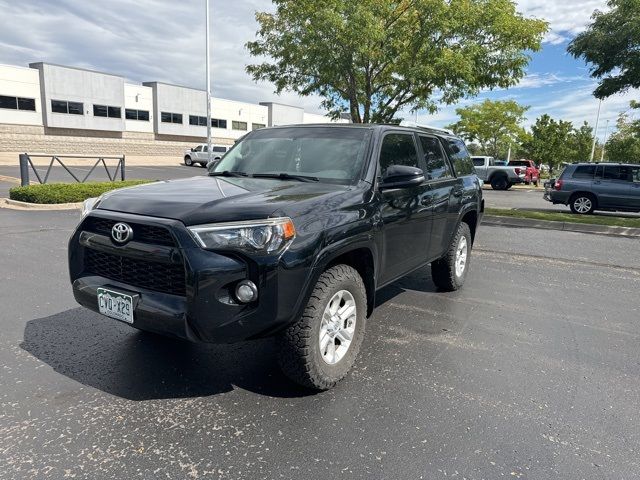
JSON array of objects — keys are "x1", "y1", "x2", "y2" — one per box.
[
  {"x1": 0, "y1": 198, "x2": 81, "y2": 210},
  {"x1": 483, "y1": 215, "x2": 640, "y2": 238}
]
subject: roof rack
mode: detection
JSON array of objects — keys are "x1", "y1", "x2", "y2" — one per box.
[{"x1": 399, "y1": 120, "x2": 453, "y2": 135}]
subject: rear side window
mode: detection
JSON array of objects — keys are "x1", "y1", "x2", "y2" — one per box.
[
  {"x1": 419, "y1": 135, "x2": 452, "y2": 180},
  {"x1": 379, "y1": 133, "x2": 419, "y2": 176},
  {"x1": 602, "y1": 166, "x2": 631, "y2": 181},
  {"x1": 445, "y1": 139, "x2": 474, "y2": 176},
  {"x1": 632, "y1": 166, "x2": 640, "y2": 183},
  {"x1": 472, "y1": 157, "x2": 485, "y2": 167},
  {"x1": 572, "y1": 165, "x2": 596, "y2": 179},
  {"x1": 509, "y1": 160, "x2": 528, "y2": 167}
]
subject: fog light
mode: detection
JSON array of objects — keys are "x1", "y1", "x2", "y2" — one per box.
[{"x1": 235, "y1": 280, "x2": 258, "y2": 303}]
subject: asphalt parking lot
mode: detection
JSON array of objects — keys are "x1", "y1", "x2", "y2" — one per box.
[{"x1": 1, "y1": 206, "x2": 639, "y2": 479}]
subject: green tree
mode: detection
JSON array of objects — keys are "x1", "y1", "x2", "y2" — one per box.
[
  {"x1": 567, "y1": 122, "x2": 595, "y2": 162},
  {"x1": 605, "y1": 102, "x2": 640, "y2": 163},
  {"x1": 568, "y1": 0, "x2": 640, "y2": 98},
  {"x1": 447, "y1": 99, "x2": 529, "y2": 158},
  {"x1": 524, "y1": 115, "x2": 575, "y2": 171},
  {"x1": 247, "y1": 0, "x2": 547, "y2": 123}
]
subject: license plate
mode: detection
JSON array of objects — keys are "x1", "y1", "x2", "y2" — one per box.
[{"x1": 97, "y1": 288, "x2": 134, "y2": 324}]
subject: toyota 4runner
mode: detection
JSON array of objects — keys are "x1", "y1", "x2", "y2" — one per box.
[{"x1": 69, "y1": 124, "x2": 483, "y2": 390}]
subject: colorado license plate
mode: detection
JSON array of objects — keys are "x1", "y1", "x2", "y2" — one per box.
[{"x1": 97, "y1": 288, "x2": 134, "y2": 324}]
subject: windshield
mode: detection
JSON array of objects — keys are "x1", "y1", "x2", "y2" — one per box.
[{"x1": 210, "y1": 126, "x2": 372, "y2": 184}]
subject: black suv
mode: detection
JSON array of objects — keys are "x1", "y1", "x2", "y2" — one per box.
[
  {"x1": 69, "y1": 124, "x2": 483, "y2": 390},
  {"x1": 545, "y1": 162, "x2": 640, "y2": 214}
]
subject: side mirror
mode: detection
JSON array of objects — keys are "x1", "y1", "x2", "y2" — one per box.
[
  {"x1": 191, "y1": 148, "x2": 195, "y2": 152},
  {"x1": 380, "y1": 165, "x2": 425, "y2": 190}
]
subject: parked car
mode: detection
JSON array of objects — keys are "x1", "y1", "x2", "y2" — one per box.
[
  {"x1": 471, "y1": 156, "x2": 525, "y2": 190},
  {"x1": 544, "y1": 162, "x2": 640, "y2": 214},
  {"x1": 184, "y1": 144, "x2": 229, "y2": 167},
  {"x1": 70, "y1": 124, "x2": 483, "y2": 390},
  {"x1": 508, "y1": 159, "x2": 540, "y2": 186}
]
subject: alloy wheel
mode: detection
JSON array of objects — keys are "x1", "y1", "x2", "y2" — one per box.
[
  {"x1": 455, "y1": 236, "x2": 468, "y2": 278},
  {"x1": 319, "y1": 290, "x2": 357, "y2": 365}
]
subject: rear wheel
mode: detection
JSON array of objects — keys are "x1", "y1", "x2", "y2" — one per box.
[
  {"x1": 570, "y1": 194, "x2": 596, "y2": 214},
  {"x1": 184, "y1": 156, "x2": 194, "y2": 167},
  {"x1": 431, "y1": 222, "x2": 472, "y2": 291},
  {"x1": 278, "y1": 265, "x2": 367, "y2": 390},
  {"x1": 490, "y1": 175, "x2": 508, "y2": 190}
]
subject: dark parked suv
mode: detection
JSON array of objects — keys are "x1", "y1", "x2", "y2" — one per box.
[
  {"x1": 69, "y1": 124, "x2": 483, "y2": 390},
  {"x1": 545, "y1": 162, "x2": 640, "y2": 214}
]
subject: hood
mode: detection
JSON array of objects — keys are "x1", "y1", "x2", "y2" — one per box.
[{"x1": 96, "y1": 176, "x2": 352, "y2": 225}]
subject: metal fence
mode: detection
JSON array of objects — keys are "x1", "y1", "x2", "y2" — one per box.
[{"x1": 18, "y1": 153, "x2": 126, "y2": 187}]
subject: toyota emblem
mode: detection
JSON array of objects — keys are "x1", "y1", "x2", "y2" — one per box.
[{"x1": 111, "y1": 222, "x2": 133, "y2": 244}]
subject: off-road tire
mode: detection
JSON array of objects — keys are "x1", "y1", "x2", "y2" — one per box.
[
  {"x1": 431, "y1": 222, "x2": 472, "y2": 292},
  {"x1": 490, "y1": 175, "x2": 508, "y2": 190},
  {"x1": 278, "y1": 265, "x2": 367, "y2": 390}
]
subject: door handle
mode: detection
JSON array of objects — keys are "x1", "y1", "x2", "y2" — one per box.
[{"x1": 452, "y1": 188, "x2": 463, "y2": 198}]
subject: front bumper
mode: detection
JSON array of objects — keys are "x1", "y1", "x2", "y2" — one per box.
[{"x1": 69, "y1": 211, "x2": 314, "y2": 343}]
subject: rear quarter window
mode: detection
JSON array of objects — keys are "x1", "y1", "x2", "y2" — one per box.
[
  {"x1": 445, "y1": 138, "x2": 475, "y2": 176},
  {"x1": 572, "y1": 165, "x2": 596, "y2": 179}
]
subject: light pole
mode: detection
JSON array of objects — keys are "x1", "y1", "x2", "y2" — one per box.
[
  {"x1": 205, "y1": 0, "x2": 212, "y2": 166},
  {"x1": 600, "y1": 119, "x2": 610, "y2": 162},
  {"x1": 589, "y1": 99, "x2": 602, "y2": 162}
]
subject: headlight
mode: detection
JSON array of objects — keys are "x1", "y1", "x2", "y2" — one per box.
[
  {"x1": 188, "y1": 217, "x2": 296, "y2": 255},
  {"x1": 81, "y1": 196, "x2": 102, "y2": 219}
]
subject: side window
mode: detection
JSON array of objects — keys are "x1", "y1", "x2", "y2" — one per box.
[
  {"x1": 472, "y1": 157, "x2": 485, "y2": 167},
  {"x1": 572, "y1": 165, "x2": 596, "y2": 179},
  {"x1": 631, "y1": 166, "x2": 640, "y2": 183},
  {"x1": 419, "y1": 135, "x2": 452, "y2": 180},
  {"x1": 445, "y1": 138, "x2": 475, "y2": 176},
  {"x1": 602, "y1": 166, "x2": 628, "y2": 181},
  {"x1": 379, "y1": 133, "x2": 419, "y2": 176},
  {"x1": 194, "y1": 146, "x2": 202, "y2": 152}
]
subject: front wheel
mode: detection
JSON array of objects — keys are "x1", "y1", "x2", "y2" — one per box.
[
  {"x1": 184, "y1": 156, "x2": 194, "y2": 167},
  {"x1": 431, "y1": 222, "x2": 472, "y2": 291},
  {"x1": 278, "y1": 265, "x2": 367, "y2": 390}
]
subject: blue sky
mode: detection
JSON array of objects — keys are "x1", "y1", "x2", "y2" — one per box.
[{"x1": 0, "y1": 0, "x2": 637, "y2": 139}]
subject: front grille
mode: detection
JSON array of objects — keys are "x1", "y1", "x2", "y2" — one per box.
[
  {"x1": 84, "y1": 249, "x2": 186, "y2": 296},
  {"x1": 85, "y1": 217, "x2": 175, "y2": 246}
]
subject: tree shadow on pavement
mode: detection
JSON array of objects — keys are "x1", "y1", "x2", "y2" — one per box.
[{"x1": 20, "y1": 307, "x2": 313, "y2": 401}]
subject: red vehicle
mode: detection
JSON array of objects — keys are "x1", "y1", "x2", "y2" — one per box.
[{"x1": 508, "y1": 159, "x2": 540, "y2": 186}]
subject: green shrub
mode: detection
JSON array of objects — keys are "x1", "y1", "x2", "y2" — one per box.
[{"x1": 9, "y1": 180, "x2": 153, "y2": 204}]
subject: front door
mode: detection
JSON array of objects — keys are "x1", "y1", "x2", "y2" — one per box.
[{"x1": 377, "y1": 132, "x2": 432, "y2": 285}]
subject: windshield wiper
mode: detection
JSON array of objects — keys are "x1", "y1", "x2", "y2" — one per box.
[
  {"x1": 252, "y1": 172, "x2": 320, "y2": 183},
  {"x1": 209, "y1": 170, "x2": 249, "y2": 177}
]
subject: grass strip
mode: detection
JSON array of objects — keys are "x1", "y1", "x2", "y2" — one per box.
[{"x1": 485, "y1": 207, "x2": 640, "y2": 229}]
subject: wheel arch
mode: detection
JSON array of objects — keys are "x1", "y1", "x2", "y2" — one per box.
[
  {"x1": 324, "y1": 247, "x2": 376, "y2": 318},
  {"x1": 459, "y1": 208, "x2": 479, "y2": 244}
]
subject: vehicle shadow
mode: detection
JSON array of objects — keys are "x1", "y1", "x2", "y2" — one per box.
[{"x1": 20, "y1": 307, "x2": 311, "y2": 401}]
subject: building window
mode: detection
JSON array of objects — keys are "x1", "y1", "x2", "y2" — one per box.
[
  {"x1": 211, "y1": 118, "x2": 227, "y2": 129},
  {"x1": 161, "y1": 111, "x2": 182, "y2": 124},
  {"x1": 252, "y1": 123, "x2": 266, "y2": 130},
  {"x1": 125, "y1": 109, "x2": 149, "y2": 121},
  {"x1": 94, "y1": 105, "x2": 121, "y2": 118},
  {"x1": 189, "y1": 115, "x2": 208, "y2": 126},
  {"x1": 52, "y1": 100, "x2": 83, "y2": 115},
  {"x1": 232, "y1": 120, "x2": 248, "y2": 131},
  {"x1": 0, "y1": 95, "x2": 36, "y2": 111}
]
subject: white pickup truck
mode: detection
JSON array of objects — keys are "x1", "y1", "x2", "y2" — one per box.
[{"x1": 471, "y1": 156, "x2": 525, "y2": 190}]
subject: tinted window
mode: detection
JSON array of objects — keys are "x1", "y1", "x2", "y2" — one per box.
[
  {"x1": 252, "y1": 123, "x2": 266, "y2": 130},
  {"x1": 68, "y1": 102, "x2": 83, "y2": 115},
  {"x1": 189, "y1": 115, "x2": 199, "y2": 126},
  {"x1": 0, "y1": 95, "x2": 17, "y2": 109},
  {"x1": 108, "y1": 106, "x2": 121, "y2": 118},
  {"x1": 17, "y1": 97, "x2": 36, "y2": 111},
  {"x1": 51, "y1": 100, "x2": 67, "y2": 113},
  {"x1": 232, "y1": 121, "x2": 248, "y2": 131},
  {"x1": 212, "y1": 118, "x2": 227, "y2": 129},
  {"x1": 137, "y1": 110, "x2": 149, "y2": 121},
  {"x1": 445, "y1": 139, "x2": 474, "y2": 176},
  {"x1": 125, "y1": 108, "x2": 137, "y2": 120},
  {"x1": 93, "y1": 104, "x2": 108, "y2": 117},
  {"x1": 632, "y1": 166, "x2": 640, "y2": 183},
  {"x1": 212, "y1": 146, "x2": 227, "y2": 153},
  {"x1": 602, "y1": 166, "x2": 629, "y2": 181},
  {"x1": 572, "y1": 165, "x2": 596, "y2": 179},
  {"x1": 419, "y1": 135, "x2": 452, "y2": 180},
  {"x1": 509, "y1": 160, "x2": 528, "y2": 167},
  {"x1": 472, "y1": 157, "x2": 485, "y2": 167},
  {"x1": 379, "y1": 133, "x2": 419, "y2": 176}
]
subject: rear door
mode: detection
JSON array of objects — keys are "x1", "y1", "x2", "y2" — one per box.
[
  {"x1": 377, "y1": 131, "x2": 432, "y2": 284},
  {"x1": 418, "y1": 135, "x2": 458, "y2": 260},
  {"x1": 595, "y1": 165, "x2": 634, "y2": 208}
]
